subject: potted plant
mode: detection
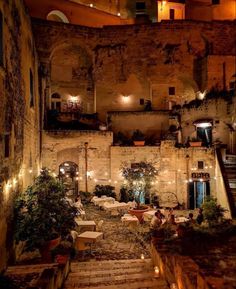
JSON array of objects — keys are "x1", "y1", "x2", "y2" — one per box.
[
  {"x1": 121, "y1": 162, "x2": 158, "y2": 222},
  {"x1": 14, "y1": 168, "x2": 77, "y2": 262},
  {"x1": 132, "y1": 129, "x2": 145, "y2": 146},
  {"x1": 51, "y1": 240, "x2": 74, "y2": 264}
]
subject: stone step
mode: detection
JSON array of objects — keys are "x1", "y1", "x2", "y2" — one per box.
[
  {"x1": 69, "y1": 266, "x2": 154, "y2": 277},
  {"x1": 65, "y1": 279, "x2": 169, "y2": 289},
  {"x1": 71, "y1": 259, "x2": 153, "y2": 270},
  {"x1": 64, "y1": 259, "x2": 168, "y2": 289}
]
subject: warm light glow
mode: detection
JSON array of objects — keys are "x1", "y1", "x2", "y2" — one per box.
[
  {"x1": 196, "y1": 90, "x2": 207, "y2": 100},
  {"x1": 69, "y1": 95, "x2": 79, "y2": 103},
  {"x1": 141, "y1": 253, "x2": 145, "y2": 260},
  {"x1": 196, "y1": 122, "x2": 212, "y2": 128},
  {"x1": 108, "y1": 179, "x2": 111, "y2": 183},
  {"x1": 170, "y1": 283, "x2": 178, "y2": 289},
  {"x1": 75, "y1": 177, "x2": 79, "y2": 181},
  {"x1": 89, "y1": 3, "x2": 93, "y2": 7},
  {"x1": 117, "y1": 12, "x2": 121, "y2": 16},
  {"x1": 154, "y1": 266, "x2": 160, "y2": 276},
  {"x1": 199, "y1": 178, "x2": 203, "y2": 182},
  {"x1": 121, "y1": 94, "x2": 131, "y2": 103},
  {"x1": 29, "y1": 169, "x2": 33, "y2": 174}
]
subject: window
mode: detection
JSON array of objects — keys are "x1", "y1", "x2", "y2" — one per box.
[
  {"x1": 136, "y1": 2, "x2": 146, "y2": 14},
  {"x1": 136, "y1": 2, "x2": 146, "y2": 11},
  {"x1": 140, "y1": 98, "x2": 144, "y2": 105},
  {"x1": 4, "y1": 135, "x2": 10, "y2": 158},
  {"x1": 30, "y1": 69, "x2": 34, "y2": 107},
  {"x1": 198, "y1": 161, "x2": 204, "y2": 170},
  {"x1": 169, "y1": 87, "x2": 175, "y2": 95},
  {"x1": 212, "y1": 0, "x2": 220, "y2": 4},
  {"x1": 170, "y1": 9, "x2": 175, "y2": 20},
  {"x1": 0, "y1": 11, "x2": 3, "y2": 66}
]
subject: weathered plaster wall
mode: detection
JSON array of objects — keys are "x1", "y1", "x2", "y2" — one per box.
[
  {"x1": 32, "y1": 19, "x2": 236, "y2": 122},
  {"x1": 110, "y1": 142, "x2": 216, "y2": 208},
  {"x1": 186, "y1": 0, "x2": 236, "y2": 21},
  {"x1": 41, "y1": 131, "x2": 113, "y2": 192},
  {"x1": 179, "y1": 97, "x2": 236, "y2": 153},
  {"x1": 108, "y1": 111, "x2": 170, "y2": 139},
  {"x1": 0, "y1": 0, "x2": 40, "y2": 270}
]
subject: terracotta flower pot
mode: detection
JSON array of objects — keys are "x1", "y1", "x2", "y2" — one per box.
[
  {"x1": 133, "y1": 140, "x2": 145, "y2": 146},
  {"x1": 129, "y1": 206, "x2": 149, "y2": 223},
  {"x1": 40, "y1": 236, "x2": 61, "y2": 262},
  {"x1": 55, "y1": 254, "x2": 69, "y2": 264}
]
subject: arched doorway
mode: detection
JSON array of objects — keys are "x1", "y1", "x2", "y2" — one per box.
[{"x1": 59, "y1": 161, "x2": 79, "y2": 197}]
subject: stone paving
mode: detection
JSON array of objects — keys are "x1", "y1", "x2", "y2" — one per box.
[{"x1": 75, "y1": 203, "x2": 151, "y2": 262}]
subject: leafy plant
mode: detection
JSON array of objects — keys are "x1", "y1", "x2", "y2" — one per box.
[
  {"x1": 0, "y1": 273, "x2": 17, "y2": 289},
  {"x1": 51, "y1": 240, "x2": 74, "y2": 259},
  {"x1": 121, "y1": 162, "x2": 158, "y2": 208},
  {"x1": 201, "y1": 197, "x2": 226, "y2": 226},
  {"x1": 14, "y1": 168, "x2": 77, "y2": 252},
  {"x1": 93, "y1": 185, "x2": 116, "y2": 199},
  {"x1": 79, "y1": 191, "x2": 92, "y2": 204},
  {"x1": 132, "y1": 129, "x2": 145, "y2": 141}
]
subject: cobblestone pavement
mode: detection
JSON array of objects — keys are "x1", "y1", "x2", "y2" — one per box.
[{"x1": 75, "y1": 204, "x2": 151, "y2": 262}]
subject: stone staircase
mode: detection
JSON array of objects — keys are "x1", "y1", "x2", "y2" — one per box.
[
  {"x1": 64, "y1": 259, "x2": 169, "y2": 289},
  {"x1": 224, "y1": 154, "x2": 236, "y2": 214}
]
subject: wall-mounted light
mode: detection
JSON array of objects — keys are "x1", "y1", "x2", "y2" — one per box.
[{"x1": 196, "y1": 90, "x2": 207, "y2": 100}]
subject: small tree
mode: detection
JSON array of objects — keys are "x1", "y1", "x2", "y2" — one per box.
[
  {"x1": 121, "y1": 161, "x2": 158, "y2": 208},
  {"x1": 14, "y1": 168, "x2": 77, "y2": 252},
  {"x1": 202, "y1": 197, "x2": 226, "y2": 227}
]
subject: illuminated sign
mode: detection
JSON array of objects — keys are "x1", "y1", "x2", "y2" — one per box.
[{"x1": 191, "y1": 172, "x2": 210, "y2": 180}]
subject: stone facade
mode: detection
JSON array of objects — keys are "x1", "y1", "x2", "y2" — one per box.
[
  {"x1": 108, "y1": 111, "x2": 170, "y2": 140},
  {"x1": 0, "y1": 0, "x2": 40, "y2": 270},
  {"x1": 42, "y1": 130, "x2": 113, "y2": 192},
  {"x1": 179, "y1": 97, "x2": 236, "y2": 153},
  {"x1": 32, "y1": 19, "x2": 235, "y2": 122}
]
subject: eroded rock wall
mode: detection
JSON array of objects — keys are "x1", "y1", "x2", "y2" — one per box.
[{"x1": 0, "y1": 0, "x2": 40, "y2": 270}]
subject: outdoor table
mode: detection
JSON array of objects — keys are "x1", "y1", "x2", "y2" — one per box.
[
  {"x1": 103, "y1": 202, "x2": 130, "y2": 212},
  {"x1": 175, "y1": 217, "x2": 188, "y2": 224},
  {"x1": 121, "y1": 215, "x2": 139, "y2": 227},
  {"x1": 143, "y1": 210, "x2": 156, "y2": 222},
  {"x1": 76, "y1": 231, "x2": 104, "y2": 253},
  {"x1": 143, "y1": 209, "x2": 166, "y2": 222},
  {"x1": 93, "y1": 197, "x2": 115, "y2": 206},
  {"x1": 75, "y1": 220, "x2": 96, "y2": 232}
]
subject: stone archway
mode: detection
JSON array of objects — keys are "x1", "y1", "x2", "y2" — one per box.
[
  {"x1": 50, "y1": 44, "x2": 94, "y2": 114},
  {"x1": 46, "y1": 10, "x2": 69, "y2": 23},
  {"x1": 59, "y1": 161, "x2": 79, "y2": 197}
]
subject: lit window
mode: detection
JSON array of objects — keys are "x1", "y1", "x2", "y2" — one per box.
[
  {"x1": 0, "y1": 11, "x2": 3, "y2": 66},
  {"x1": 30, "y1": 69, "x2": 34, "y2": 107},
  {"x1": 136, "y1": 2, "x2": 146, "y2": 13}
]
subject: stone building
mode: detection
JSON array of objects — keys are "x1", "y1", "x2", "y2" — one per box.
[
  {"x1": 0, "y1": 0, "x2": 40, "y2": 270},
  {"x1": 0, "y1": 0, "x2": 235, "y2": 270}
]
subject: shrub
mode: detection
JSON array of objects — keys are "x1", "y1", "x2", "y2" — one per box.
[
  {"x1": 93, "y1": 185, "x2": 116, "y2": 199},
  {"x1": 202, "y1": 197, "x2": 226, "y2": 226}
]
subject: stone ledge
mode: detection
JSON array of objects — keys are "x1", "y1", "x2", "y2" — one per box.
[
  {"x1": 151, "y1": 242, "x2": 235, "y2": 289},
  {"x1": 5, "y1": 261, "x2": 70, "y2": 289}
]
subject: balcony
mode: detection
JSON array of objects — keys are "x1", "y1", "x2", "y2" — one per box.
[{"x1": 45, "y1": 110, "x2": 99, "y2": 130}]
